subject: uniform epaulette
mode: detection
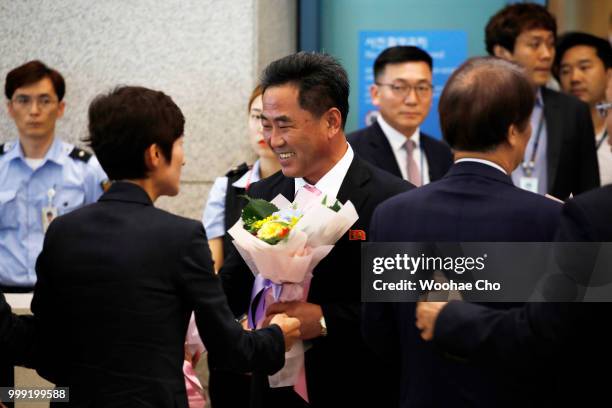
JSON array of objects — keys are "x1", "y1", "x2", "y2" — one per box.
[
  {"x1": 225, "y1": 162, "x2": 250, "y2": 178},
  {"x1": 69, "y1": 147, "x2": 92, "y2": 163}
]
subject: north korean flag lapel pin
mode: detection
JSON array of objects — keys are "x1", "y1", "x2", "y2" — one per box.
[{"x1": 349, "y1": 229, "x2": 366, "y2": 241}]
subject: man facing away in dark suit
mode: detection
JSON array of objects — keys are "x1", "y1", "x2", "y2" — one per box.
[
  {"x1": 417, "y1": 72, "x2": 612, "y2": 407},
  {"x1": 219, "y1": 52, "x2": 412, "y2": 408},
  {"x1": 348, "y1": 46, "x2": 453, "y2": 186},
  {"x1": 363, "y1": 57, "x2": 563, "y2": 408},
  {"x1": 30, "y1": 86, "x2": 301, "y2": 407},
  {"x1": 486, "y1": 3, "x2": 600, "y2": 199}
]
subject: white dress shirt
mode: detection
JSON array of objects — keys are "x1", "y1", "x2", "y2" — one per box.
[
  {"x1": 595, "y1": 129, "x2": 612, "y2": 186},
  {"x1": 294, "y1": 143, "x2": 354, "y2": 199},
  {"x1": 377, "y1": 115, "x2": 430, "y2": 185},
  {"x1": 455, "y1": 158, "x2": 508, "y2": 175}
]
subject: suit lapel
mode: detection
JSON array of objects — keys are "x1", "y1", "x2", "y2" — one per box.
[
  {"x1": 420, "y1": 133, "x2": 439, "y2": 181},
  {"x1": 275, "y1": 174, "x2": 296, "y2": 201},
  {"x1": 369, "y1": 121, "x2": 403, "y2": 178},
  {"x1": 336, "y1": 156, "x2": 371, "y2": 216},
  {"x1": 542, "y1": 88, "x2": 561, "y2": 192}
]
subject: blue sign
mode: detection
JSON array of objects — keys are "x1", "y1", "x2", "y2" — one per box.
[{"x1": 359, "y1": 30, "x2": 467, "y2": 139}]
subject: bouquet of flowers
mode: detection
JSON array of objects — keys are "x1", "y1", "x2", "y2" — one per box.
[{"x1": 227, "y1": 187, "x2": 359, "y2": 390}]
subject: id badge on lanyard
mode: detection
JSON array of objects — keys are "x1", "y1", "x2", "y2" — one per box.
[
  {"x1": 42, "y1": 187, "x2": 57, "y2": 233},
  {"x1": 519, "y1": 114, "x2": 544, "y2": 194}
]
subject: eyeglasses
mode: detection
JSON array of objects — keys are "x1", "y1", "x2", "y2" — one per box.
[
  {"x1": 375, "y1": 82, "x2": 433, "y2": 99},
  {"x1": 11, "y1": 95, "x2": 58, "y2": 110},
  {"x1": 596, "y1": 102, "x2": 612, "y2": 118}
]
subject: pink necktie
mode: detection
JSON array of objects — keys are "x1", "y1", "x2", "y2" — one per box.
[
  {"x1": 303, "y1": 183, "x2": 322, "y2": 196},
  {"x1": 405, "y1": 139, "x2": 422, "y2": 187}
]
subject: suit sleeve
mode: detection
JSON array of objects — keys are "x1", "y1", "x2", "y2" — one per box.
[
  {"x1": 219, "y1": 238, "x2": 255, "y2": 318},
  {"x1": 555, "y1": 198, "x2": 593, "y2": 242},
  {"x1": 177, "y1": 222, "x2": 284, "y2": 374},
  {"x1": 574, "y1": 101, "x2": 600, "y2": 194},
  {"x1": 361, "y1": 205, "x2": 400, "y2": 362},
  {"x1": 0, "y1": 293, "x2": 36, "y2": 368},
  {"x1": 434, "y1": 301, "x2": 578, "y2": 367}
]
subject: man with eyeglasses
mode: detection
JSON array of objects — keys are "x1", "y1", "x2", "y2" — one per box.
[
  {"x1": 348, "y1": 46, "x2": 453, "y2": 186},
  {"x1": 555, "y1": 32, "x2": 612, "y2": 185},
  {"x1": 486, "y1": 3, "x2": 600, "y2": 199},
  {"x1": 1, "y1": 60, "x2": 107, "y2": 293}
]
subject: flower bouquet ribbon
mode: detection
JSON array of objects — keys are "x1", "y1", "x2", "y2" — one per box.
[{"x1": 227, "y1": 187, "x2": 359, "y2": 390}]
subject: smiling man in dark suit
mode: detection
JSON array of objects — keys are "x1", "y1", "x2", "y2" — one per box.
[
  {"x1": 348, "y1": 46, "x2": 453, "y2": 186},
  {"x1": 486, "y1": 3, "x2": 600, "y2": 199},
  {"x1": 364, "y1": 57, "x2": 563, "y2": 408},
  {"x1": 219, "y1": 52, "x2": 412, "y2": 408}
]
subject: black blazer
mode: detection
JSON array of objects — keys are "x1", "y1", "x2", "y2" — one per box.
[
  {"x1": 542, "y1": 87, "x2": 600, "y2": 199},
  {"x1": 555, "y1": 184, "x2": 612, "y2": 241},
  {"x1": 433, "y1": 185, "x2": 612, "y2": 406},
  {"x1": 347, "y1": 121, "x2": 453, "y2": 182},
  {"x1": 364, "y1": 162, "x2": 563, "y2": 408},
  {"x1": 220, "y1": 155, "x2": 412, "y2": 407},
  {"x1": 0, "y1": 292, "x2": 35, "y2": 368},
  {"x1": 31, "y1": 182, "x2": 285, "y2": 408}
]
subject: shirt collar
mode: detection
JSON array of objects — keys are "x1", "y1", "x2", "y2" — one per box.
[
  {"x1": 44, "y1": 137, "x2": 67, "y2": 165},
  {"x1": 455, "y1": 158, "x2": 508, "y2": 175},
  {"x1": 232, "y1": 160, "x2": 261, "y2": 188},
  {"x1": 377, "y1": 114, "x2": 420, "y2": 151},
  {"x1": 294, "y1": 143, "x2": 354, "y2": 199},
  {"x1": 2, "y1": 140, "x2": 20, "y2": 162},
  {"x1": 3, "y1": 137, "x2": 64, "y2": 165},
  {"x1": 6, "y1": 137, "x2": 66, "y2": 165}
]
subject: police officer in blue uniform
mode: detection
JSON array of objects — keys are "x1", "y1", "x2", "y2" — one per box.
[
  {"x1": 0, "y1": 60, "x2": 107, "y2": 293},
  {"x1": 0, "y1": 60, "x2": 107, "y2": 395}
]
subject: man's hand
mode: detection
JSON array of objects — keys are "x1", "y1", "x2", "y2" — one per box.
[
  {"x1": 266, "y1": 301, "x2": 323, "y2": 340},
  {"x1": 415, "y1": 301, "x2": 448, "y2": 341},
  {"x1": 269, "y1": 313, "x2": 301, "y2": 351}
]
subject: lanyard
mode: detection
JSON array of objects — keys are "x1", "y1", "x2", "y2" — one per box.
[
  {"x1": 596, "y1": 130, "x2": 608, "y2": 151},
  {"x1": 521, "y1": 113, "x2": 545, "y2": 177}
]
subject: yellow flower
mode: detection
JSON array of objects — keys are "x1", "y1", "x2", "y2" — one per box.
[
  {"x1": 251, "y1": 215, "x2": 278, "y2": 231},
  {"x1": 257, "y1": 220, "x2": 291, "y2": 242}
]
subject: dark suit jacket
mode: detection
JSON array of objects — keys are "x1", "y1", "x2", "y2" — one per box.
[
  {"x1": 363, "y1": 161, "x2": 562, "y2": 408},
  {"x1": 0, "y1": 292, "x2": 35, "y2": 368},
  {"x1": 555, "y1": 184, "x2": 612, "y2": 241},
  {"x1": 542, "y1": 87, "x2": 600, "y2": 199},
  {"x1": 347, "y1": 121, "x2": 453, "y2": 182},
  {"x1": 31, "y1": 182, "x2": 285, "y2": 408},
  {"x1": 220, "y1": 155, "x2": 412, "y2": 407},
  {"x1": 433, "y1": 184, "x2": 612, "y2": 406}
]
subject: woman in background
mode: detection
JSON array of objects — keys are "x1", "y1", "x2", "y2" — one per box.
[
  {"x1": 189, "y1": 85, "x2": 280, "y2": 407},
  {"x1": 203, "y1": 84, "x2": 281, "y2": 271}
]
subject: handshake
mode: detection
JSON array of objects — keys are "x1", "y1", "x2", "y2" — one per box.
[{"x1": 268, "y1": 313, "x2": 301, "y2": 351}]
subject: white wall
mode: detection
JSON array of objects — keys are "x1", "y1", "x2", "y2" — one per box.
[{"x1": 0, "y1": 0, "x2": 297, "y2": 219}]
